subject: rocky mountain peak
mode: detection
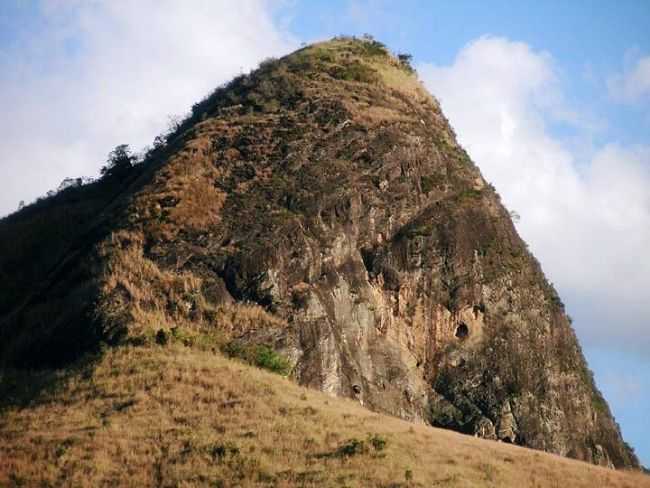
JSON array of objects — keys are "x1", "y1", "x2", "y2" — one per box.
[{"x1": 0, "y1": 36, "x2": 639, "y2": 469}]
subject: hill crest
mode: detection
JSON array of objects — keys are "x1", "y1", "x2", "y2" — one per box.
[{"x1": 0, "y1": 36, "x2": 640, "y2": 471}]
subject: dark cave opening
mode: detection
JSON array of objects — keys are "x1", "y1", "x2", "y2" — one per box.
[{"x1": 455, "y1": 322, "x2": 469, "y2": 339}]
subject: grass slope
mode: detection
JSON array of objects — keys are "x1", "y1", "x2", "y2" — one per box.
[{"x1": 1, "y1": 345, "x2": 648, "y2": 488}]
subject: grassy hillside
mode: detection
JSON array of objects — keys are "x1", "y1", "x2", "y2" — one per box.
[{"x1": 1, "y1": 343, "x2": 647, "y2": 487}]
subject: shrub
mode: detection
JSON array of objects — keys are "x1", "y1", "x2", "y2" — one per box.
[
  {"x1": 457, "y1": 188, "x2": 483, "y2": 201},
  {"x1": 592, "y1": 390, "x2": 609, "y2": 414},
  {"x1": 287, "y1": 48, "x2": 334, "y2": 73},
  {"x1": 329, "y1": 62, "x2": 378, "y2": 83},
  {"x1": 258, "y1": 56, "x2": 278, "y2": 71},
  {"x1": 368, "y1": 434, "x2": 387, "y2": 452},
  {"x1": 359, "y1": 38, "x2": 388, "y2": 57},
  {"x1": 420, "y1": 174, "x2": 443, "y2": 194},
  {"x1": 336, "y1": 438, "x2": 368, "y2": 457},
  {"x1": 210, "y1": 442, "x2": 240, "y2": 461},
  {"x1": 100, "y1": 144, "x2": 136, "y2": 180},
  {"x1": 329, "y1": 434, "x2": 387, "y2": 459},
  {"x1": 254, "y1": 345, "x2": 292, "y2": 375},
  {"x1": 397, "y1": 53, "x2": 415, "y2": 73},
  {"x1": 155, "y1": 329, "x2": 168, "y2": 346},
  {"x1": 223, "y1": 342, "x2": 292, "y2": 376},
  {"x1": 170, "y1": 326, "x2": 193, "y2": 346}
]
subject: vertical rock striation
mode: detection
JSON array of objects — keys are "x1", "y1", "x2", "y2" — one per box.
[{"x1": 0, "y1": 37, "x2": 638, "y2": 469}]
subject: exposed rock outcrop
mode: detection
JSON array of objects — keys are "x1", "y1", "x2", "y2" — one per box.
[{"x1": 0, "y1": 37, "x2": 639, "y2": 469}]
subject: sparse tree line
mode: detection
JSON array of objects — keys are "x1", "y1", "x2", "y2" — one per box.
[
  {"x1": 11, "y1": 34, "x2": 417, "y2": 217},
  {"x1": 11, "y1": 144, "x2": 139, "y2": 214},
  {"x1": 9, "y1": 104, "x2": 194, "y2": 216}
]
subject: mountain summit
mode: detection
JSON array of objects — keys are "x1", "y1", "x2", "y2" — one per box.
[{"x1": 0, "y1": 37, "x2": 639, "y2": 470}]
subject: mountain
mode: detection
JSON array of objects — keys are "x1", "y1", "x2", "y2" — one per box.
[{"x1": 0, "y1": 36, "x2": 640, "y2": 473}]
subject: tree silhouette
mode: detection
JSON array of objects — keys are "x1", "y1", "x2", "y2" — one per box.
[{"x1": 101, "y1": 144, "x2": 135, "y2": 179}]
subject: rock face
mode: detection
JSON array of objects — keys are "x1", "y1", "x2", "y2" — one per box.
[{"x1": 0, "y1": 37, "x2": 639, "y2": 469}]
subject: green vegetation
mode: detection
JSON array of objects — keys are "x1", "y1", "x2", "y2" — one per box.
[
  {"x1": 577, "y1": 363, "x2": 610, "y2": 415},
  {"x1": 223, "y1": 342, "x2": 292, "y2": 376},
  {"x1": 335, "y1": 438, "x2": 368, "y2": 457},
  {"x1": 405, "y1": 469, "x2": 414, "y2": 482},
  {"x1": 546, "y1": 281, "x2": 566, "y2": 310},
  {"x1": 420, "y1": 175, "x2": 435, "y2": 194},
  {"x1": 148, "y1": 326, "x2": 225, "y2": 350},
  {"x1": 356, "y1": 35, "x2": 389, "y2": 57},
  {"x1": 329, "y1": 62, "x2": 379, "y2": 83},
  {"x1": 457, "y1": 188, "x2": 483, "y2": 201},
  {"x1": 287, "y1": 46, "x2": 335, "y2": 73},
  {"x1": 368, "y1": 433, "x2": 388, "y2": 452},
  {"x1": 210, "y1": 442, "x2": 241, "y2": 461},
  {"x1": 420, "y1": 174, "x2": 444, "y2": 194},
  {"x1": 397, "y1": 53, "x2": 415, "y2": 73},
  {"x1": 155, "y1": 329, "x2": 168, "y2": 345},
  {"x1": 319, "y1": 433, "x2": 388, "y2": 459},
  {"x1": 100, "y1": 144, "x2": 136, "y2": 180},
  {"x1": 592, "y1": 392, "x2": 609, "y2": 414}
]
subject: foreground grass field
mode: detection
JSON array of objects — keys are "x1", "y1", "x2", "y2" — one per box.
[{"x1": 1, "y1": 344, "x2": 648, "y2": 487}]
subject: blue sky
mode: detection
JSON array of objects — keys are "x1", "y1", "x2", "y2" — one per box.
[{"x1": 1, "y1": 0, "x2": 649, "y2": 467}]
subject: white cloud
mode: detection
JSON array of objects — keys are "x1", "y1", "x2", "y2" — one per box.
[
  {"x1": 608, "y1": 55, "x2": 650, "y2": 103},
  {"x1": 0, "y1": 0, "x2": 296, "y2": 216},
  {"x1": 419, "y1": 37, "x2": 650, "y2": 354}
]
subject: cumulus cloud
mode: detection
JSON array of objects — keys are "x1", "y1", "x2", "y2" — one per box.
[
  {"x1": 608, "y1": 55, "x2": 650, "y2": 103},
  {"x1": 0, "y1": 0, "x2": 296, "y2": 216},
  {"x1": 419, "y1": 37, "x2": 650, "y2": 354}
]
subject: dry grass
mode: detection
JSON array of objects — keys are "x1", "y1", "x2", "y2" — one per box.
[
  {"x1": 131, "y1": 136, "x2": 225, "y2": 242},
  {"x1": 97, "y1": 230, "x2": 205, "y2": 333},
  {"x1": 1, "y1": 344, "x2": 648, "y2": 488},
  {"x1": 372, "y1": 57, "x2": 430, "y2": 102},
  {"x1": 96, "y1": 229, "x2": 284, "y2": 344}
]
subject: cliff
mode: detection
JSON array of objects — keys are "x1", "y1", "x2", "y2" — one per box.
[{"x1": 0, "y1": 37, "x2": 638, "y2": 469}]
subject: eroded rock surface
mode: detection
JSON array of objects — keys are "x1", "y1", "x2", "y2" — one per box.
[{"x1": 0, "y1": 37, "x2": 638, "y2": 469}]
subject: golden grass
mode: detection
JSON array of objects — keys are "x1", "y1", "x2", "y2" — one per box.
[
  {"x1": 131, "y1": 134, "x2": 225, "y2": 242},
  {"x1": 305, "y1": 37, "x2": 433, "y2": 100},
  {"x1": 1, "y1": 345, "x2": 648, "y2": 487},
  {"x1": 97, "y1": 230, "x2": 204, "y2": 333},
  {"x1": 96, "y1": 229, "x2": 284, "y2": 345},
  {"x1": 298, "y1": 37, "x2": 444, "y2": 131},
  {"x1": 372, "y1": 58, "x2": 430, "y2": 102}
]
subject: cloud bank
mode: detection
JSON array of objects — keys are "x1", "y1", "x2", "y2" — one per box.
[
  {"x1": 608, "y1": 55, "x2": 650, "y2": 103},
  {"x1": 0, "y1": 0, "x2": 296, "y2": 216},
  {"x1": 419, "y1": 37, "x2": 650, "y2": 354}
]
